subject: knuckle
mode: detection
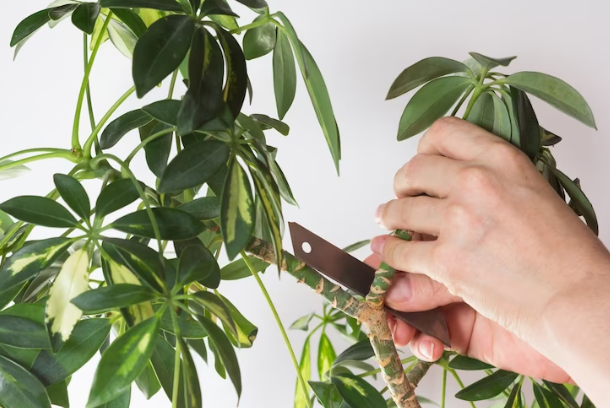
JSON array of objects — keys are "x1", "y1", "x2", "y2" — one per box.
[
  {"x1": 456, "y1": 166, "x2": 493, "y2": 190},
  {"x1": 395, "y1": 155, "x2": 424, "y2": 193},
  {"x1": 418, "y1": 117, "x2": 462, "y2": 151},
  {"x1": 490, "y1": 142, "x2": 527, "y2": 168}
]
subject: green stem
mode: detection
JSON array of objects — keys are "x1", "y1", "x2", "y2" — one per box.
[
  {"x1": 242, "y1": 252, "x2": 313, "y2": 408},
  {"x1": 449, "y1": 369, "x2": 476, "y2": 408},
  {"x1": 168, "y1": 69, "x2": 179, "y2": 99},
  {"x1": 83, "y1": 86, "x2": 136, "y2": 157},
  {"x1": 0, "y1": 152, "x2": 79, "y2": 173},
  {"x1": 0, "y1": 148, "x2": 70, "y2": 163},
  {"x1": 462, "y1": 68, "x2": 489, "y2": 120},
  {"x1": 451, "y1": 85, "x2": 475, "y2": 116},
  {"x1": 83, "y1": 33, "x2": 96, "y2": 131},
  {"x1": 229, "y1": 16, "x2": 271, "y2": 34},
  {"x1": 441, "y1": 369, "x2": 447, "y2": 408},
  {"x1": 90, "y1": 154, "x2": 163, "y2": 253},
  {"x1": 170, "y1": 309, "x2": 182, "y2": 408},
  {"x1": 72, "y1": 12, "x2": 112, "y2": 152},
  {"x1": 124, "y1": 127, "x2": 177, "y2": 165},
  {"x1": 358, "y1": 356, "x2": 417, "y2": 378}
]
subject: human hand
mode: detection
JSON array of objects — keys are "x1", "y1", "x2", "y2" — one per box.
[{"x1": 369, "y1": 117, "x2": 610, "y2": 386}]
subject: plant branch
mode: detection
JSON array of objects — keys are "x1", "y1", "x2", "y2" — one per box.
[
  {"x1": 0, "y1": 152, "x2": 79, "y2": 172},
  {"x1": 124, "y1": 127, "x2": 177, "y2": 165},
  {"x1": 83, "y1": 33, "x2": 96, "y2": 131},
  {"x1": 242, "y1": 252, "x2": 313, "y2": 408},
  {"x1": 170, "y1": 309, "x2": 182, "y2": 408},
  {"x1": 448, "y1": 369, "x2": 477, "y2": 408},
  {"x1": 72, "y1": 12, "x2": 111, "y2": 152},
  {"x1": 451, "y1": 85, "x2": 475, "y2": 117},
  {"x1": 0, "y1": 148, "x2": 72, "y2": 163},
  {"x1": 83, "y1": 86, "x2": 136, "y2": 158},
  {"x1": 406, "y1": 360, "x2": 433, "y2": 387},
  {"x1": 358, "y1": 356, "x2": 417, "y2": 378}
]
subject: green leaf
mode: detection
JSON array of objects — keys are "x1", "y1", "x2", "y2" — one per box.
[
  {"x1": 0, "y1": 354, "x2": 51, "y2": 408},
  {"x1": 0, "y1": 315, "x2": 49, "y2": 349},
  {"x1": 150, "y1": 335, "x2": 187, "y2": 407},
  {"x1": 505, "y1": 72, "x2": 596, "y2": 129},
  {"x1": 268, "y1": 157, "x2": 297, "y2": 206},
  {"x1": 548, "y1": 167, "x2": 598, "y2": 235},
  {"x1": 193, "y1": 291, "x2": 236, "y2": 336},
  {"x1": 318, "y1": 333, "x2": 337, "y2": 380},
  {"x1": 95, "y1": 389, "x2": 131, "y2": 408},
  {"x1": 178, "y1": 197, "x2": 220, "y2": 220},
  {"x1": 188, "y1": 339, "x2": 208, "y2": 362},
  {"x1": 197, "y1": 314, "x2": 241, "y2": 399},
  {"x1": 386, "y1": 57, "x2": 470, "y2": 99},
  {"x1": 31, "y1": 318, "x2": 111, "y2": 385},
  {"x1": 135, "y1": 362, "x2": 161, "y2": 400},
  {"x1": 71, "y1": 285, "x2": 156, "y2": 315},
  {"x1": 234, "y1": 0, "x2": 268, "y2": 9},
  {"x1": 331, "y1": 373, "x2": 386, "y2": 408},
  {"x1": 178, "y1": 245, "x2": 220, "y2": 288},
  {"x1": 160, "y1": 308, "x2": 207, "y2": 338},
  {"x1": 46, "y1": 248, "x2": 90, "y2": 352},
  {"x1": 277, "y1": 15, "x2": 341, "y2": 172},
  {"x1": 96, "y1": 179, "x2": 140, "y2": 219},
  {"x1": 178, "y1": 337, "x2": 202, "y2": 408},
  {"x1": 209, "y1": 339, "x2": 226, "y2": 379},
  {"x1": 541, "y1": 127, "x2": 562, "y2": 147},
  {"x1": 108, "y1": 18, "x2": 139, "y2": 58},
  {"x1": 448, "y1": 355, "x2": 494, "y2": 371},
  {"x1": 533, "y1": 382, "x2": 563, "y2": 408},
  {"x1": 102, "y1": 239, "x2": 165, "y2": 293},
  {"x1": 111, "y1": 8, "x2": 147, "y2": 37},
  {"x1": 0, "y1": 238, "x2": 72, "y2": 291},
  {"x1": 221, "y1": 159, "x2": 255, "y2": 260},
  {"x1": 342, "y1": 239, "x2": 371, "y2": 253},
  {"x1": 72, "y1": 3, "x2": 101, "y2": 34},
  {"x1": 251, "y1": 114, "x2": 290, "y2": 136},
  {"x1": 214, "y1": 26, "x2": 248, "y2": 119},
  {"x1": 243, "y1": 16, "x2": 276, "y2": 60},
  {"x1": 87, "y1": 316, "x2": 160, "y2": 407},
  {"x1": 294, "y1": 337, "x2": 311, "y2": 408},
  {"x1": 333, "y1": 340, "x2": 374, "y2": 366},
  {"x1": 581, "y1": 395, "x2": 595, "y2": 408},
  {"x1": 510, "y1": 87, "x2": 541, "y2": 160},
  {"x1": 272, "y1": 30, "x2": 296, "y2": 120},
  {"x1": 138, "y1": 120, "x2": 173, "y2": 178},
  {"x1": 215, "y1": 292, "x2": 258, "y2": 348},
  {"x1": 469, "y1": 52, "x2": 516, "y2": 70},
  {"x1": 111, "y1": 208, "x2": 205, "y2": 240},
  {"x1": 397, "y1": 76, "x2": 472, "y2": 140},
  {"x1": 132, "y1": 15, "x2": 195, "y2": 98},
  {"x1": 53, "y1": 174, "x2": 90, "y2": 220},
  {"x1": 142, "y1": 100, "x2": 182, "y2": 126},
  {"x1": 99, "y1": 0, "x2": 184, "y2": 11},
  {"x1": 455, "y1": 370, "x2": 518, "y2": 401},
  {"x1": 200, "y1": 0, "x2": 240, "y2": 17},
  {"x1": 503, "y1": 380, "x2": 522, "y2": 408},
  {"x1": 159, "y1": 140, "x2": 230, "y2": 193},
  {"x1": 490, "y1": 92, "x2": 511, "y2": 141},
  {"x1": 0, "y1": 196, "x2": 77, "y2": 228},
  {"x1": 541, "y1": 381, "x2": 578, "y2": 408},
  {"x1": 309, "y1": 381, "x2": 343, "y2": 408},
  {"x1": 0, "y1": 285, "x2": 25, "y2": 311},
  {"x1": 466, "y1": 92, "x2": 495, "y2": 133},
  {"x1": 220, "y1": 256, "x2": 268, "y2": 280},
  {"x1": 290, "y1": 313, "x2": 314, "y2": 331},
  {"x1": 10, "y1": 9, "x2": 51, "y2": 47},
  {"x1": 178, "y1": 26, "x2": 224, "y2": 135},
  {"x1": 46, "y1": 380, "x2": 69, "y2": 408}
]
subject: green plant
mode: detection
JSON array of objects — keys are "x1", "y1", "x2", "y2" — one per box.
[{"x1": 0, "y1": 1, "x2": 598, "y2": 408}]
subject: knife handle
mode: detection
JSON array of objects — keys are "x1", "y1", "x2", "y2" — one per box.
[{"x1": 384, "y1": 306, "x2": 451, "y2": 348}]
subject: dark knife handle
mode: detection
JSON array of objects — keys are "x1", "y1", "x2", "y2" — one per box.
[{"x1": 384, "y1": 306, "x2": 451, "y2": 347}]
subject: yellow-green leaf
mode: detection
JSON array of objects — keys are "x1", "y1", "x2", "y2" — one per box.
[
  {"x1": 294, "y1": 337, "x2": 311, "y2": 408},
  {"x1": 108, "y1": 259, "x2": 154, "y2": 325},
  {"x1": 318, "y1": 333, "x2": 336, "y2": 380},
  {"x1": 46, "y1": 248, "x2": 90, "y2": 352}
]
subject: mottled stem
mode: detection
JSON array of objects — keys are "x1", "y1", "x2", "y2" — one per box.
[
  {"x1": 407, "y1": 360, "x2": 433, "y2": 387},
  {"x1": 246, "y1": 238, "x2": 364, "y2": 317},
  {"x1": 361, "y1": 309, "x2": 421, "y2": 408}
]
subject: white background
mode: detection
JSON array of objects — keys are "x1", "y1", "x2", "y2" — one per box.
[{"x1": 1, "y1": 1, "x2": 609, "y2": 407}]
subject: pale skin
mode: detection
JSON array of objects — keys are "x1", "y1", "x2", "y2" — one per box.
[{"x1": 368, "y1": 117, "x2": 610, "y2": 406}]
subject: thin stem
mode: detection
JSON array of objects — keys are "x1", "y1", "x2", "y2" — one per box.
[
  {"x1": 0, "y1": 148, "x2": 71, "y2": 163},
  {"x1": 168, "y1": 69, "x2": 179, "y2": 99},
  {"x1": 170, "y1": 309, "x2": 182, "y2": 408},
  {"x1": 124, "y1": 127, "x2": 177, "y2": 165},
  {"x1": 462, "y1": 68, "x2": 489, "y2": 120},
  {"x1": 358, "y1": 356, "x2": 417, "y2": 378},
  {"x1": 229, "y1": 15, "x2": 271, "y2": 34},
  {"x1": 0, "y1": 152, "x2": 79, "y2": 173},
  {"x1": 441, "y1": 369, "x2": 447, "y2": 408},
  {"x1": 451, "y1": 84, "x2": 475, "y2": 116},
  {"x1": 83, "y1": 86, "x2": 136, "y2": 157},
  {"x1": 83, "y1": 33, "x2": 96, "y2": 131},
  {"x1": 449, "y1": 369, "x2": 477, "y2": 408},
  {"x1": 73, "y1": 12, "x2": 112, "y2": 151},
  {"x1": 241, "y1": 252, "x2": 313, "y2": 408}
]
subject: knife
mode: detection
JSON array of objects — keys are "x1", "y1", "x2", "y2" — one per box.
[{"x1": 289, "y1": 222, "x2": 451, "y2": 347}]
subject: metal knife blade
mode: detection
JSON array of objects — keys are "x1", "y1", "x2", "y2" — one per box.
[{"x1": 289, "y1": 222, "x2": 451, "y2": 347}]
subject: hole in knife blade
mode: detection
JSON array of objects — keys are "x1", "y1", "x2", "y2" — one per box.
[{"x1": 301, "y1": 242, "x2": 312, "y2": 254}]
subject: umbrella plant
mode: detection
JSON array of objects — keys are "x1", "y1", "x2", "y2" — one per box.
[{"x1": 0, "y1": 1, "x2": 598, "y2": 408}]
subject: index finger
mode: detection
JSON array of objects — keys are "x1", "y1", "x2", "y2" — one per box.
[{"x1": 418, "y1": 117, "x2": 506, "y2": 161}]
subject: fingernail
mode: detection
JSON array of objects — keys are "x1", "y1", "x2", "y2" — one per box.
[
  {"x1": 388, "y1": 319, "x2": 397, "y2": 338},
  {"x1": 386, "y1": 274, "x2": 412, "y2": 304},
  {"x1": 374, "y1": 204, "x2": 385, "y2": 227},
  {"x1": 419, "y1": 341, "x2": 434, "y2": 361},
  {"x1": 370, "y1": 236, "x2": 388, "y2": 255}
]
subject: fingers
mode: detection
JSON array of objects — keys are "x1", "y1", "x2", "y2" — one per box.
[
  {"x1": 388, "y1": 315, "x2": 416, "y2": 347},
  {"x1": 409, "y1": 333, "x2": 445, "y2": 362},
  {"x1": 370, "y1": 235, "x2": 435, "y2": 277},
  {"x1": 376, "y1": 196, "x2": 445, "y2": 236},
  {"x1": 363, "y1": 253, "x2": 382, "y2": 270},
  {"x1": 394, "y1": 154, "x2": 465, "y2": 198},
  {"x1": 418, "y1": 117, "x2": 504, "y2": 161},
  {"x1": 385, "y1": 272, "x2": 461, "y2": 312}
]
